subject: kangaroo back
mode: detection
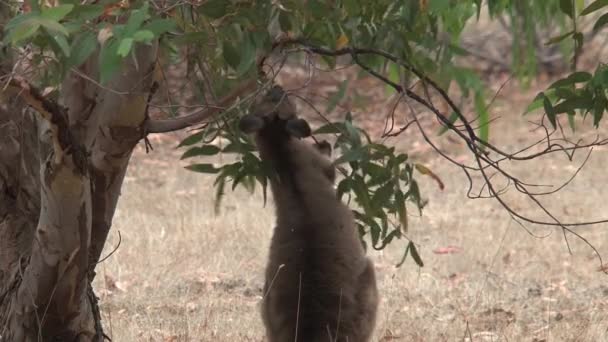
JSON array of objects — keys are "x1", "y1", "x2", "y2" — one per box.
[{"x1": 240, "y1": 85, "x2": 379, "y2": 342}]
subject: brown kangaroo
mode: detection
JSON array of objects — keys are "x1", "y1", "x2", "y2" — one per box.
[{"x1": 240, "y1": 85, "x2": 378, "y2": 342}]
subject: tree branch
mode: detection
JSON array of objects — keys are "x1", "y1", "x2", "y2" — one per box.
[
  {"x1": 272, "y1": 38, "x2": 608, "y2": 266},
  {"x1": 6, "y1": 76, "x2": 83, "y2": 168},
  {"x1": 145, "y1": 78, "x2": 258, "y2": 134}
]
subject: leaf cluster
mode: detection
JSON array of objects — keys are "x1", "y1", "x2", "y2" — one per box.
[
  {"x1": 3, "y1": 1, "x2": 175, "y2": 84},
  {"x1": 4, "y1": 0, "x2": 608, "y2": 267}
]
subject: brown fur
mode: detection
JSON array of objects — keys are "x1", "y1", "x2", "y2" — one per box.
[{"x1": 241, "y1": 86, "x2": 378, "y2": 342}]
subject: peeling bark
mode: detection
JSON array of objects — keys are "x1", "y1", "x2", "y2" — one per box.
[
  {"x1": 0, "y1": 9, "x2": 158, "y2": 336},
  {"x1": 4, "y1": 147, "x2": 95, "y2": 340},
  {"x1": 0, "y1": 98, "x2": 39, "y2": 301}
]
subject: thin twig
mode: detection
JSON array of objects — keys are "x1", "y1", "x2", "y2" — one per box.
[{"x1": 269, "y1": 39, "x2": 608, "y2": 267}]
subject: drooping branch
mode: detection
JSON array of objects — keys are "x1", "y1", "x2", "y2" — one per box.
[
  {"x1": 145, "y1": 78, "x2": 258, "y2": 133},
  {"x1": 268, "y1": 39, "x2": 608, "y2": 265}
]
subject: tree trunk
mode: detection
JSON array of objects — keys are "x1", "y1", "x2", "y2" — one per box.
[{"x1": 0, "y1": 6, "x2": 158, "y2": 337}]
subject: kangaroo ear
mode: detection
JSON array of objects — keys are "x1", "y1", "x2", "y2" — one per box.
[
  {"x1": 285, "y1": 118, "x2": 311, "y2": 138},
  {"x1": 315, "y1": 140, "x2": 332, "y2": 157},
  {"x1": 239, "y1": 114, "x2": 265, "y2": 133}
]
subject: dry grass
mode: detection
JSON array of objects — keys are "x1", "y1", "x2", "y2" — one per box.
[{"x1": 93, "y1": 79, "x2": 608, "y2": 342}]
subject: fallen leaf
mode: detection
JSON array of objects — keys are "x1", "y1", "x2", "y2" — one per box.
[{"x1": 433, "y1": 245, "x2": 462, "y2": 254}]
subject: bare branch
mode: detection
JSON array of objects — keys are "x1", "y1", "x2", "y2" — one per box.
[
  {"x1": 145, "y1": 79, "x2": 258, "y2": 134},
  {"x1": 272, "y1": 38, "x2": 608, "y2": 266}
]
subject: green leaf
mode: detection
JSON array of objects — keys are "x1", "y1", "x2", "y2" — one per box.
[
  {"x1": 41, "y1": 4, "x2": 74, "y2": 21},
  {"x1": 222, "y1": 41, "x2": 240, "y2": 70},
  {"x1": 568, "y1": 71, "x2": 592, "y2": 83},
  {"x1": 314, "y1": 122, "x2": 345, "y2": 134},
  {"x1": 242, "y1": 175, "x2": 256, "y2": 194},
  {"x1": 9, "y1": 20, "x2": 41, "y2": 44},
  {"x1": 408, "y1": 180, "x2": 423, "y2": 212},
  {"x1": 351, "y1": 175, "x2": 372, "y2": 212},
  {"x1": 199, "y1": 0, "x2": 229, "y2": 19},
  {"x1": 581, "y1": 0, "x2": 608, "y2": 15},
  {"x1": 543, "y1": 94, "x2": 557, "y2": 128},
  {"x1": 236, "y1": 35, "x2": 256, "y2": 76},
  {"x1": 408, "y1": 241, "x2": 424, "y2": 267},
  {"x1": 38, "y1": 18, "x2": 69, "y2": 36},
  {"x1": 132, "y1": 30, "x2": 155, "y2": 43},
  {"x1": 593, "y1": 13, "x2": 608, "y2": 31},
  {"x1": 437, "y1": 111, "x2": 459, "y2": 135},
  {"x1": 232, "y1": 167, "x2": 249, "y2": 191},
  {"x1": 381, "y1": 230, "x2": 402, "y2": 249},
  {"x1": 595, "y1": 66, "x2": 608, "y2": 87},
  {"x1": 552, "y1": 96, "x2": 593, "y2": 114},
  {"x1": 242, "y1": 151, "x2": 262, "y2": 168},
  {"x1": 549, "y1": 71, "x2": 592, "y2": 89},
  {"x1": 545, "y1": 30, "x2": 574, "y2": 45},
  {"x1": 474, "y1": 0, "x2": 482, "y2": 19},
  {"x1": 525, "y1": 90, "x2": 556, "y2": 114},
  {"x1": 28, "y1": 1, "x2": 40, "y2": 11},
  {"x1": 185, "y1": 163, "x2": 220, "y2": 174},
  {"x1": 555, "y1": 87, "x2": 576, "y2": 100},
  {"x1": 567, "y1": 111, "x2": 576, "y2": 131},
  {"x1": 577, "y1": 0, "x2": 586, "y2": 11},
  {"x1": 69, "y1": 4, "x2": 104, "y2": 21},
  {"x1": 5, "y1": 13, "x2": 38, "y2": 31},
  {"x1": 428, "y1": 0, "x2": 450, "y2": 12},
  {"x1": 124, "y1": 3, "x2": 149, "y2": 37},
  {"x1": 117, "y1": 38, "x2": 134, "y2": 57},
  {"x1": 396, "y1": 243, "x2": 410, "y2": 267},
  {"x1": 559, "y1": 0, "x2": 575, "y2": 19},
  {"x1": 336, "y1": 178, "x2": 352, "y2": 200},
  {"x1": 308, "y1": 0, "x2": 330, "y2": 18},
  {"x1": 593, "y1": 93, "x2": 606, "y2": 127},
  {"x1": 344, "y1": 119, "x2": 361, "y2": 147},
  {"x1": 326, "y1": 79, "x2": 348, "y2": 114},
  {"x1": 222, "y1": 141, "x2": 255, "y2": 154},
  {"x1": 369, "y1": 219, "x2": 380, "y2": 246},
  {"x1": 395, "y1": 190, "x2": 408, "y2": 233},
  {"x1": 334, "y1": 147, "x2": 367, "y2": 165},
  {"x1": 250, "y1": 30, "x2": 270, "y2": 51},
  {"x1": 196, "y1": 145, "x2": 222, "y2": 156},
  {"x1": 218, "y1": 162, "x2": 242, "y2": 183},
  {"x1": 68, "y1": 31, "x2": 97, "y2": 67},
  {"x1": 385, "y1": 62, "x2": 399, "y2": 95},
  {"x1": 99, "y1": 38, "x2": 122, "y2": 84},
  {"x1": 49, "y1": 34, "x2": 70, "y2": 56},
  {"x1": 141, "y1": 19, "x2": 176, "y2": 36},
  {"x1": 178, "y1": 131, "x2": 205, "y2": 147},
  {"x1": 371, "y1": 183, "x2": 394, "y2": 211},
  {"x1": 181, "y1": 145, "x2": 222, "y2": 159},
  {"x1": 365, "y1": 165, "x2": 391, "y2": 188}
]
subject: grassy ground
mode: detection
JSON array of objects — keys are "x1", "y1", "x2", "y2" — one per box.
[{"x1": 93, "y1": 76, "x2": 608, "y2": 341}]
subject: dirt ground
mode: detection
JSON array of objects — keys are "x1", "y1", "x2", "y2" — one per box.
[
  {"x1": 91, "y1": 65, "x2": 608, "y2": 342},
  {"x1": 89, "y1": 10, "x2": 608, "y2": 335}
]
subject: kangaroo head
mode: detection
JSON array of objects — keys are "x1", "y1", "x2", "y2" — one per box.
[{"x1": 239, "y1": 85, "x2": 311, "y2": 138}]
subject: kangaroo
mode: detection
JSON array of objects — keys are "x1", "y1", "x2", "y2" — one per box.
[{"x1": 240, "y1": 85, "x2": 378, "y2": 342}]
